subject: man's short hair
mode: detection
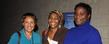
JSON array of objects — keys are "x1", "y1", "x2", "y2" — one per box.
[{"x1": 74, "y1": 2, "x2": 92, "y2": 15}]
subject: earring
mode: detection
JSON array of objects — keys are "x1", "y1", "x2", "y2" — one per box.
[{"x1": 59, "y1": 25, "x2": 61, "y2": 28}]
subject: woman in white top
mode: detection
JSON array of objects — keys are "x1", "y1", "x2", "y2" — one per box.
[{"x1": 42, "y1": 10, "x2": 68, "y2": 44}]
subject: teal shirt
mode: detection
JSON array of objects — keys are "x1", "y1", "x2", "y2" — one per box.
[{"x1": 8, "y1": 29, "x2": 42, "y2": 44}]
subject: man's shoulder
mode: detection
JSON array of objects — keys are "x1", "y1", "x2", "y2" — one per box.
[
  {"x1": 88, "y1": 25, "x2": 99, "y2": 32},
  {"x1": 65, "y1": 28, "x2": 75, "y2": 34}
]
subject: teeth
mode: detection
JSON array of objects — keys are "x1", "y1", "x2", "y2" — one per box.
[{"x1": 28, "y1": 27, "x2": 32, "y2": 29}]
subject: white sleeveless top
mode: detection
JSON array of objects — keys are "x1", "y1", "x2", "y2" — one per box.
[{"x1": 47, "y1": 37, "x2": 58, "y2": 44}]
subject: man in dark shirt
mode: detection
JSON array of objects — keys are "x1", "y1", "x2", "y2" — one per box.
[{"x1": 64, "y1": 2, "x2": 102, "y2": 44}]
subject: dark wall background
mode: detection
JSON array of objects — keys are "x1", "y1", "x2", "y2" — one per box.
[
  {"x1": 1, "y1": 0, "x2": 49, "y2": 43},
  {"x1": 1, "y1": 0, "x2": 109, "y2": 44}
]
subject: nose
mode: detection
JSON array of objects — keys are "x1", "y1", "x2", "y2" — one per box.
[
  {"x1": 50, "y1": 18, "x2": 56, "y2": 22},
  {"x1": 75, "y1": 15, "x2": 80, "y2": 19},
  {"x1": 27, "y1": 23, "x2": 32, "y2": 27}
]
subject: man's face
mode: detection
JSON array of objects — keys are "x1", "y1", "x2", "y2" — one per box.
[{"x1": 74, "y1": 7, "x2": 90, "y2": 26}]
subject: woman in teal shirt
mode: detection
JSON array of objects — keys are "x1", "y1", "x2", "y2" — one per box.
[{"x1": 8, "y1": 13, "x2": 42, "y2": 44}]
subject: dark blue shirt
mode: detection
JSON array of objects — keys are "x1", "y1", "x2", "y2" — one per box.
[{"x1": 64, "y1": 21, "x2": 102, "y2": 44}]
